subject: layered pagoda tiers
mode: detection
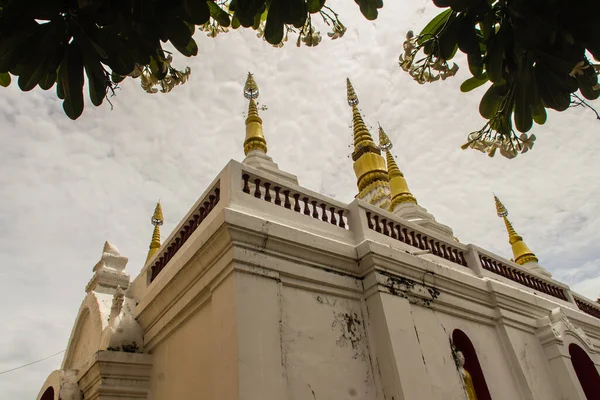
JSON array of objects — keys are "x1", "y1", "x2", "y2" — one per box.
[{"x1": 37, "y1": 75, "x2": 600, "y2": 400}]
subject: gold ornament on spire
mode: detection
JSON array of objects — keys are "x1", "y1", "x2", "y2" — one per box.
[
  {"x1": 346, "y1": 78, "x2": 389, "y2": 197},
  {"x1": 146, "y1": 202, "x2": 163, "y2": 264},
  {"x1": 378, "y1": 124, "x2": 417, "y2": 210},
  {"x1": 493, "y1": 195, "x2": 538, "y2": 265},
  {"x1": 243, "y1": 72, "x2": 268, "y2": 155}
]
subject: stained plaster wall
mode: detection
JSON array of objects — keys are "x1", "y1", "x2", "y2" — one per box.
[{"x1": 281, "y1": 285, "x2": 377, "y2": 400}]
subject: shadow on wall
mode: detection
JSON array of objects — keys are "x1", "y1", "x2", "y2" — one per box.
[
  {"x1": 453, "y1": 329, "x2": 492, "y2": 400},
  {"x1": 569, "y1": 343, "x2": 600, "y2": 400}
]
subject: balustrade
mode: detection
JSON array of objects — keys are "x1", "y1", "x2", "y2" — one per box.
[
  {"x1": 149, "y1": 184, "x2": 221, "y2": 283},
  {"x1": 242, "y1": 172, "x2": 349, "y2": 229},
  {"x1": 365, "y1": 210, "x2": 468, "y2": 268},
  {"x1": 478, "y1": 255, "x2": 568, "y2": 301},
  {"x1": 574, "y1": 296, "x2": 600, "y2": 320}
]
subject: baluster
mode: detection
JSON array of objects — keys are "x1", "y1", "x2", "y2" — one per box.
[
  {"x1": 242, "y1": 174, "x2": 250, "y2": 193},
  {"x1": 395, "y1": 225, "x2": 404, "y2": 242},
  {"x1": 254, "y1": 179, "x2": 262, "y2": 199},
  {"x1": 175, "y1": 237, "x2": 182, "y2": 251},
  {"x1": 264, "y1": 183, "x2": 272, "y2": 202},
  {"x1": 329, "y1": 207, "x2": 337, "y2": 225},
  {"x1": 390, "y1": 222, "x2": 397, "y2": 239},
  {"x1": 274, "y1": 187, "x2": 282, "y2": 205},
  {"x1": 215, "y1": 188, "x2": 220, "y2": 202},
  {"x1": 381, "y1": 219, "x2": 389, "y2": 236},
  {"x1": 415, "y1": 234, "x2": 423, "y2": 249},
  {"x1": 291, "y1": 194, "x2": 300, "y2": 212},
  {"x1": 452, "y1": 249, "x2": 459, "y2": 263},
  {"x1": 430, "y1": 240, "x2": 438, "y2": 255},
  {"x1": 321, "y1": 203, "x2": 328, "y2": 222},
  {"x1": 203, "y1": 201, "x2": 210, "y2": 217},
  {"x1": 421, "y1": 236, "x2": 429, "y2": 251},
  {"x1": 283, "y1": 190, "x2": 292, "y2": 209},
  {"x1": 303, "y1": 197, "x2": 311, "y2": 215},
  {"x1": 312, "y1": 201, "x2": 319, "y2": 219},
  {"x1": 373, "y1": 215, "x2": 382, "y2": 233},
  {"x1": 459, "y1": 252, "x2": 467, "y2": 266},
  {"x1": 338, "y1": 210, "x2": 346, "y2": 228},
  {"x1": 410, "y1": 231, "x2": 417, "y2": 247},
  {"x1": 198, "y1": 207, "x2": 206, "y2": 221},
  {"x1": 209, "y1": 195, "x2": 216, "y2": 209}
]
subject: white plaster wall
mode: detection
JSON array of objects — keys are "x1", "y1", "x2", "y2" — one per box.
[
  {"x1": 409, "y1": 305, "x2": 470, "y2": 400},
  {"x1": 281, "y1": 286, "x2": 377, "y2": 400},
  {"x1": 504, "y1": 326, "x2": 562, "y2": 400},
  {"x1": 149, "y1": 300, "x2": 213, "y2": 400}
]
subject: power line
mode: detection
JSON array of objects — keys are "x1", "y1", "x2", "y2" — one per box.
[{"x1": 0, "y1": 350, "x2": 65, "y2": 376}]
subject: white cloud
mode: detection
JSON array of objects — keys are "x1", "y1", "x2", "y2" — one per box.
[{"x1": 0, "y1": 1, "x2": 599, "y2": 398}]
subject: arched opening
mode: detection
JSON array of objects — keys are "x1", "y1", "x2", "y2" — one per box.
[
  {"x1": 40, "y1": 386, "x2": 54, "y2": 400},
  {"x1": 452, "y1": 329, "x2": 492, "y2": 400},
  {"x1": 569, "y1": 343, "x2": 600, "y2": 399}
]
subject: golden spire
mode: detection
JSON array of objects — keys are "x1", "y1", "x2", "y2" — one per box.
[
  {"x1": 378, "y1": 124, "x2": 417, "y2": 210},
  {"x1": 494, "y1": 195, "x2": 539, "y2": 265},
  {"x1": 146, "y1": 202, "x2": 164, "y2": 264},
  {"x1": 346, "y1": 78, "x2": 389, "y2": 196},
  {"x1": 243, "y1": 72, "x2": 268, "y2": 155}
]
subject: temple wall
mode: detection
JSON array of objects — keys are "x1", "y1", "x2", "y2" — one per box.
[
  {"x1": 148, "y1": 299, "x2": 214, "y2": 400},
  {"x1": 280, "y1": 286, "x2": 377, "y2": 400},
  {"x1": 502, "y1": 325, "x2": 563, "y2": 400}
]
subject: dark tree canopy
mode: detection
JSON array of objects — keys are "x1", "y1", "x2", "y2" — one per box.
[
  {"x1": 400, "y1": 0, "x2": 600, "y2": 158},
  {"x1": 0, "y1": 0, "x2": 598, "y2": 159}
]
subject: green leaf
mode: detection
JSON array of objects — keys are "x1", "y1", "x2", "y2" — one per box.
[
  {"x1": 173, "y1": 37, "x2": 198, "y2": 57},
  {"x1": 530, "y1": 69, "x2": 547, "y2": 125},
  {"x1": 83, "y1": 52, "x2": 107, "y2": 107},
  {"x1": 281, "y1": 0, "x2": 307, "y2": 28},
  {"x1": 235, "y1": 0, "x2": 266, "y2": 27},
  {"x1": 514, "y1": 80, "x2": 533, "y2": 133},
  {"x1": 18, "y1": 58, "x2": 46, "y2": 91},
  {"x1": 264, "y1": 1, "x2": 284, "y2": 45},
  {"x1": 438, "y1": 13, "x2": 460, "y2": 60},
  {"x1": 354, "y1": 0, "x2": 383, "y2": 21},
  {"x1": 485, "y1": 31, "x2": 505, "y2": 85},
  {"x1": 207, "y1": 2, "x2": 231, "y2": 27},
  {"x1": 457, "y1": 17, "x2": 481, "y2": 55},
  {"x1": 460, "y1": 73, "x2": 488, "y2": 92},
  {"x1": 38, "y1": 70, "x2": 56, "y2": 90},
  {"x1": 479, "y1": 84, "x2": 502, "y2": 119},
  {"x1": 306, "y1": 0, "x2": 325, "y2": 13},
  {"x1": 418, "y1": 9, "x2": 452, "y2": 45},
  {"x1": 232, "y1": 15, "x2": 241, "y2": 29},
  {"x1": 181, "y1": 0, "x2": 211, "y2": 24},
  {"x1": 162, "y1": 15, "x2": 193, "y2": 51},
  {"x1": 535, "y1": 64, "x2": 570, "y2": 112},
  {"x1": 61, "y1": 42, "x2": 85, "y2": 120},
  {"x1": 575, "y1": 64, "x2": 600, "y2": 101},
  {"x1": 467, "y1": 52, "x2": 483, "y2": 77},
  {"x1": 0, "y1": 72, "x2": 11, "y2": 87},
  {"x1": 96, "y1": 30, "x2": 135, "y2": 76}
]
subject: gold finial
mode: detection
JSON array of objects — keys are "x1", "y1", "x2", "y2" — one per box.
[
  {"x1": 243, "y1": 73, "x2": 268, "y2": 155},
  {"x1": 146, "y1": 202, "x2": 163, "y2": 264},
  {"x1": 379, "y1": 124, "x2": 417, "y2": 210},
  {"x1": 345, "y1": 79, "x2": 388, "y2": 200},
  {"x1": 493, "y1": 195, "x2": 539, "y2": 265}
]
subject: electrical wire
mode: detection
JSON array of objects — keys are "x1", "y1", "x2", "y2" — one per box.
[{"x1": 0, "y1": 350, "x2": 65, "y2": 376}]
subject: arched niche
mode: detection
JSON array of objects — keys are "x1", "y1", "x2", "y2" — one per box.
[
  {"x1": 40, "y1": 387, "x2": 54, "y2": 400},
  {"x1": 569, "y1": 343, "x2": 600, "y2": 399},
  {"x1": 536, "y1": 307, "x2": 599, "y2": 400},
  {"x1": 452, "y1": 329, "x2": 493, "y2": 400}
]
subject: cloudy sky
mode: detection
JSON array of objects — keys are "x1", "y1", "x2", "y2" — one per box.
[{"x1": 1, "y1": 1, "x2": 599, "y2": 398}]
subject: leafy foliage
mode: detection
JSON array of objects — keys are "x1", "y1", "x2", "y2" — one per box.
[
  {"x1": 399, "y1": 0, "x2": 600, "y2": 158},
  {"x1": 0, "y1": 0, "x2": 374, "y2": 119}
]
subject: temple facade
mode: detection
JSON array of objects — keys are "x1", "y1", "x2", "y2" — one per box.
[{"x1": 37, "y1": 75, "x2": 600, "y2": 400}]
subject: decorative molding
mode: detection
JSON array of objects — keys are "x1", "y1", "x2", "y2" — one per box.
[{"x1": 537, "y1": 307, "x2": 595, "y2": 352}]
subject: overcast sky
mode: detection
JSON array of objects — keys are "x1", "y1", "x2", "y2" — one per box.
[{"x1": 1, "y1": 1, "x2": 599, "y2": 398}]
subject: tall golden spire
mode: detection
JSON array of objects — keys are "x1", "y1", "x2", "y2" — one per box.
[
  {"x1": 146, "y1": 202, "x2": 164, "y2": 264},
  {"x1": 494, "y1": 195, "x2": 539, "y2": 265},
  {"x1": 243, "y1": 73, "x2": 268, "y2": 155},
  {"x1": 378, "y1": 124, "x2": 417, "y2": 210},
  {"x1": 346, "y1": 78, "x2": 389, "y2": 197}
]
